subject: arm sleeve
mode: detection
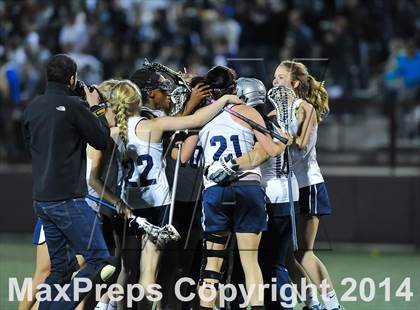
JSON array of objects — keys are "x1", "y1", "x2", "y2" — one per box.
[{"x1": 68, "y1": 98, "x2": 110, "y2": 150}]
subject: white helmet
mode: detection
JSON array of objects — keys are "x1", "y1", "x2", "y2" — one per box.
[{"x1": 236, "y1": 77, "x2": 266, "y2": 107}]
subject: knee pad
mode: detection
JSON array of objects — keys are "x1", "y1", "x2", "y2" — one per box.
[{"x1": 199, "y1": 233, "x2": 230, "y2": 287}]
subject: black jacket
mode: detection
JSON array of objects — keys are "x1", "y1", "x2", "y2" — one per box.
[{"x1": 23, "y1": 82, "x2": 110, "y2": 201}]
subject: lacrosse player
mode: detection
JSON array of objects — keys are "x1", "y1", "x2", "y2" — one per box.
[
  {"x1": 160, "y1": 75, "x2": 212, "y2": 309},
  {"x1": 109, "y1": 78, "x2": 239, "y2": 309},
  {"x1": 273, "y1": 60, "x2": 344, "y2": 310},
  {"x1": 205, "y1": 76, "x2": 298, "y2": 309},
  {"x1": 85, "y1": 79, "x2": 135, "y2": 310},
  {"x1": 179, "y1": 66, "x2": 286, "y2": 310}
]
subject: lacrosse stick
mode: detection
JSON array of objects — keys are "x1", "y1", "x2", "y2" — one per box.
[
  {"x1": 223, "y1": 106, "x2": 289, "y2": 144},
  {"x1": 267, "y1": 86, "x2": 299, "y2": 251},
  {"x1": 143, "y1": 59, "x2": 190, "y2": 90},
  {"x1": 143, "y1": 59, "x2": 191, "y2": 116},
  {"x1": 170, "y1": 86, "x2": 191, "y2": 116},
  {"x1": 86, "y1": 194, "x2": 180, "y2": 247},
  {"x1": 168, "y1": 143, "x2": 183, "y2": 225},
  {"x1": 161, "y1": 129, "x2": 190, "y2": 160}
]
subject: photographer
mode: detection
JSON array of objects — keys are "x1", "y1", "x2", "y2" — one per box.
[{"x1": 23, "y1": 54, "x2": 116, "y2": 310}]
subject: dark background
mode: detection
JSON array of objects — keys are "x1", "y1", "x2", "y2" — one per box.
[
  {"x1": 2, "y1": 169, "x2": 420, "y2": 245},
  {"x1": 0, "y1": 0, "x2": 419, "y2": 245}
]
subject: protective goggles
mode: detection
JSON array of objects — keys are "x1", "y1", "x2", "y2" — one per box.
[{"x1": 144, "y1": 79, "x2": 173, "y2": 94}]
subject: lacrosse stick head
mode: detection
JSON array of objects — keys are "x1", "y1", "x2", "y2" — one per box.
[
  {"x1": 267, "y1": 85, "x2": 298, "y2": 134},
  {"x1": 143, "y1": 59, "x2": 190, "y2": 90},
  {"x1": 130, "y1": 217, "x2": 181, "y2": 248},
  {"x1": 169, "y1": 85, "x2": 190, "y2": 116},
  {"x1": 130, "y1": 216, "x2": 160, "y2": 239},
  {"x1": 236, "y1": 77, "x2": 266, "y2": 107},
  {"x1": 156, "y1": 224, "x2": 181, "y2": 248}
]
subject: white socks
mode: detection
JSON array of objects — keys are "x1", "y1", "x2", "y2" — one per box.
[
  {"x1": 95, "y1": 302, "x2": 108, "y2": 310},
  {"x1": 107, "y1": 300, "x2": 117, "y2": 310},
  {"x1": 305, "y1": 289, "x2": 321, "y2": 307},
  {"x1": 322, "y1": 290, "x2": 340, "y2": 310},
  {"x1": 95, "y1": 300, "x2": 118, "y2": 310}
]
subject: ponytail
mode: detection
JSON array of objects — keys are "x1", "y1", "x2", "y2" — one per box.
[
  {"x1": 279, "y1": 60, "x2": 329, "y2": 122},
  {"x1": 305, "y1": 75, "x2": 329, "y2": 122},
  {"x1": 109, "y1": 80, "x2": 142, "y2": 155}
]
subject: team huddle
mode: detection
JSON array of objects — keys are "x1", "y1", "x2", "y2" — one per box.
[{"x1": 23, "y1": 57, "x2": 345, "y2": 310}]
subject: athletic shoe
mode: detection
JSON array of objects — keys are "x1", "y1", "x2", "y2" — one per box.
[{"x1": 303, "y1": 305, "x2": 322, "y2": 310}]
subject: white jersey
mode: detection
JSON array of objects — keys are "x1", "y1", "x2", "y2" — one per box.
[
  {"x1": 121, "y1": 116, "x2": 171, "y2": 208},
  {"x1": 199, "y1": 108, "x2": 260, "y2": 188},
  {"x1": 291, "y1": 123, "x2": 324, "y2": 188},
  {"x1": 261, "y1": 150, "x2": 299, "y2": 203},
  {"x1": 261, "y1": 100, "x2": 300, "y2": 203}
]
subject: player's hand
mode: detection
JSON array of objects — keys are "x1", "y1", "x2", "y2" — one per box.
[
  {"x1": 205, "y1": 154, "x2": 240, "y2": 184},
  {"x1": 280, "y1": 131, "x2": 293, "y2": 146},
  {"x1": 84, "y1": 85, "x2": 100, "y2": 107},
  {"x1": 220, "y1": 94, "x2": 243, "y2": 106},
  {"x1": 272, "y1": 124, "x2": 293, "y2": 146},
  {"x1": 115, "y1": 200, "x2": 132, "y2": 218},
  {"x1": 105, "y1": 107, "x2": 116, "y2": 128},
  {"x1": 190, "y1": 83, "x2": 212, "y2": 104}
]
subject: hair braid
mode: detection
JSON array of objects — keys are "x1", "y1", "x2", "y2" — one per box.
[{"x1": 109, "y1": 80, "x2": 142, "y2": 155}]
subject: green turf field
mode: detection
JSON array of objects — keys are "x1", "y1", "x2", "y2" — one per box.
[{"x1": 1, "y1": 235, "x2": 419, "y2": 310}]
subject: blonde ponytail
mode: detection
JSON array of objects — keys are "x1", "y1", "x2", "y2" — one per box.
[
  {"x1": 305, "y1": 75, "x2": 329, "y2": 122},
  {"x1": 109, "y1": 80, "x2": 142, "y2": 153},
  {"x1": 279, "y1": 60, "x2": 329, "y2": 122}
]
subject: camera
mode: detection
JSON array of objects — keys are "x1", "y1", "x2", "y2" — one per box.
[{"x1": 73, "y1": 80, "x2": 105, "y2": 103}]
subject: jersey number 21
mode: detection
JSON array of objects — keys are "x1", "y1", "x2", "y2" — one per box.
[{"x1": 210, "y1": 135, "x2": 242, "y2": 161}]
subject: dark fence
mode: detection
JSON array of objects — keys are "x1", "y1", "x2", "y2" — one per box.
[{"x1": 1, "y1": 168, "x2": 420, "y2": 245}]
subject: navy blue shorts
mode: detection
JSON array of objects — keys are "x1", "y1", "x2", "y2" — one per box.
[
  {"x1": 266, "y1": 201, "x2": 299, "y2": 217},
  {"x1": 201, "y1": 181, "x2": 267, "y2": 233},
  {"x1": 299, "y1": 182, "x2": 331, "y2": 216},
  {"x1": 32, "y1": 218, "x2": 45, "y2": 245}
]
